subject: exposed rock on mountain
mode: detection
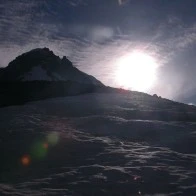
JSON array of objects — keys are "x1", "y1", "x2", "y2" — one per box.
[
  {"x1": 0, "y1": 47, "x2": 102, "y2": 86},
  {"x1": 0, "y1": 47, "x2": 196, "y2": 124}
]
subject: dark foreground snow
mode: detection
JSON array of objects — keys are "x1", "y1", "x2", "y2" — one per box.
[{"x1": 0, "y1": 93, "x2": 196, "y2": 195}]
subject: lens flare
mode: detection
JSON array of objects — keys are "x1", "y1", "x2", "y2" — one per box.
[
  {"x1": 21, "y1": 155, "x2": 31, "y2": 166},
  {"x1": 31, "y1": 141, "x2": 48, "y2": 160},
  {"x1": 25, "y1": 133, "x2": 60, "y2": 162},
  {"x1": 47, "y1": 132, "x2": 59, "y2": 146},
  {"x1": 43, "y1": 142, "x2": 49, "y2": 149}
]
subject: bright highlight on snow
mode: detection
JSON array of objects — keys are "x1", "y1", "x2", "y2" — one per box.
[{"x1": 116, "y1": 51, "x2": 158, "y2": 92}]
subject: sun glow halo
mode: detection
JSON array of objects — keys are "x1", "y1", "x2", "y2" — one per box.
[{"x1": 116, "y1": 52, "x2": 158, "y2": 92}]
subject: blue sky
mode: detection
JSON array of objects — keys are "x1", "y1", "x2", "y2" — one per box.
[{"x1": 1, "y1": 0, "x2": 196, "y2": 103}]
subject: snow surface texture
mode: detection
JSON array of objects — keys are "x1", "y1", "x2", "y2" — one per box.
[
  {"x1": 0, "y1": 93, "x2": 196, "y2": 195},
  {"x1": 22, "y1": 66, "x2": 52, "y2": 81},
  {"x1": 22, "y1": 65, "x2": 101, "y2": 85}
]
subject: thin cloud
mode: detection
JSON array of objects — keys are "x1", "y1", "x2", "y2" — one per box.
[
  {"x1": 118, "y1": 0, "x2": 130, "y2": 6},
  {"x1": 67, "y1": 0, "x2": 88, "y2": 7},
  {"x1": 164, "y1": 16, "x2": 196, "y2": 50},
  {"x1": 1, "y1": 1, "x2": 196, "y2": 102}
]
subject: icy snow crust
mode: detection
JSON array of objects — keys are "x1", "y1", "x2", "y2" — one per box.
[{"x1": 0, "y1": 93, "x2": 196, "y2": 195}]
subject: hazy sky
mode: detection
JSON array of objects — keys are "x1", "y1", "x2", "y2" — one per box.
[{"x1": 1, "y1": 0, "x2": 196, "y2": 103}]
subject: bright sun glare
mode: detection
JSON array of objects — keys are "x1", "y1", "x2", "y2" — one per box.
[{"x1": 116, "y1": 51, "x2": 158, "y2": 92}]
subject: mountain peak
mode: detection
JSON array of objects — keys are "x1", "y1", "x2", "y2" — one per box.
[
  {"x1": 8, "y1": 47, "x2": 61, "y2": 68},
  {"x1": 7, "y1": 47, "x2": 74, "y2": 70},
  {"x1": 0, "y1": 48, "x2": 102, "y2": 86}
]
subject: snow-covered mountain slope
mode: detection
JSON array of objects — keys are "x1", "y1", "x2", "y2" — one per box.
[
  {"x1": 0, "y1": 93, "x2": 196, "y2": 195},
  {"x1": 22, "y1": 66, "x2": 52, "y2": 81},
  {"x1": 0, "y1": 48, "x2": 103, "y2": 86}
]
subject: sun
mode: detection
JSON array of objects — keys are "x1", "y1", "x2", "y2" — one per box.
[{"x1": 115, "y1": 51, "x2": 158, "y2": 92}]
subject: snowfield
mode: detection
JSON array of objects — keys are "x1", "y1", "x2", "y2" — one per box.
[{"x1": 0, "y1": 93, "x2": 196, "y2": 195}]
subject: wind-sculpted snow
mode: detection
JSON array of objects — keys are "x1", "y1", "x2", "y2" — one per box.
[{"x1": 0, "y1": 93, "x2": 196, "y2": 195}]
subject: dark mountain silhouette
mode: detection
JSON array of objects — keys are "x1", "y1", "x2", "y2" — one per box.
[
  {"x1": 0, "y1": 47, "x2": 102, "y2": 85},
  {"x1": 0, "y1": 48, "x2": 196, "y2": 122},
  {"x1": 0, "y1": 48, "x2": 105, "y2": 107}
]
